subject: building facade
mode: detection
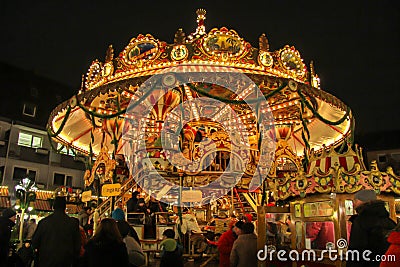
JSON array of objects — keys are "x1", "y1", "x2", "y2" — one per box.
[{"x1": 0, "y1": 62, "x2": 85, "y2": 199}]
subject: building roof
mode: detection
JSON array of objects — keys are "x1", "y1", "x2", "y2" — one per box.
[{"x1": 0, "y1": 62, "x2": 74, "y2": 128}]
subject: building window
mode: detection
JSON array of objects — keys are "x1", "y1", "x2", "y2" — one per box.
[
  {"x1": 53, "y1": 173, "x2": 65, "y2": 186},
  {"x1": 12, "y1": 167, "x2": 36, "y2": 181},
  {"x1": 57, "y1": 143, "x2": 75, "y2": 156},
  {"x1": 66, "y1": 175, "x2": 73, "y2": 187},
  {"x1": 22, "y1": 103, "x2": 37, "y2": 117},
  {"x1": 378, "y1": 155, "x2": 387, "y2": 163},
  {"x1": 391, "y1": 153, "x2": 400, "y2": 162},
  {"x1": 18, "y1": 132, "x2": 43, "y2": 148},
  {"x1": 53, "y1": 173, "x2": 73, "y2": 186}
]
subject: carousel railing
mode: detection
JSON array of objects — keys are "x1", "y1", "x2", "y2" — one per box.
[
  {"x1": 241, "y1": 192, "x2": 258, "y2": 213},
  {"x1": 233, "y1": 188, "x2": 245, "y2": 213},
  {"x1": 89, "y1": 168, "x2": 144, "y2": 222}
]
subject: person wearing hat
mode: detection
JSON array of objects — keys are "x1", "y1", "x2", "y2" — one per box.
[
  {"x1": 32, "y1": 196, "x2": 81, "y2": 267},
  {"x1": 230, "y1": 222, "x2": 257, "y2": 267},
  {"x1": 111, "y1": 201, "x2": 126, "y2": 221},
  {"x1": 0, "y1": 208, "x2": 16, "y2": 265},
  {"x1": 347, "y1": 189, "x2": 396, "y2": 267}
]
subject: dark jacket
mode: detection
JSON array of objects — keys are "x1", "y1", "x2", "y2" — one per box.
[
  {"x1": 347, "y1": 200, "x2": 396, "y2": 267},
  {"x1": 78, "y1": 210, "x2": 89, "y2": 228},
  {"x1": 0, "y1": 216, "x2": 15, "y2": 266},
  {"x1": 126, "y1": 192, "x2": 139, "y2": 213},
  {"x1": 160, "y1": 242, "x2": 183, "y2": 267},
  {"x1": 32, "y1": 210, "x2": 81, "y2": 267},
  {"x1": 81, "y1": 239, "x2": 129, "y2": 267},
  {"x1": 230, "y1": 233, "x2": 258, "y2": 267}
]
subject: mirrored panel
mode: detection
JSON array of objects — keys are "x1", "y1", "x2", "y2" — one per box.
[
  {"x1": 304, "y1": 201, "x2": 334, "y2": 217},
  {"x1": 305, "y1": 221, "x2": 335, "y2": 250}
]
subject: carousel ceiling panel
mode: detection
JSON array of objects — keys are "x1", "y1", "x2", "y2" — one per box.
[{"x1": 52, "y1": 108, "x2": 113, "y2": 155}]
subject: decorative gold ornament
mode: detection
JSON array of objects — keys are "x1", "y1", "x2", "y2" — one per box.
[
  {"x1": 69, "y1": 95, "x2": 78, "y2": 108},
  {"x1": 288, "y1": 80, "x2": 298, "y2": 91},
  {"x1": 171, "y1": 45, "x2": 188, "y2": 61},
  {"x1": 85, "y1": 146, "x2": 116, "y2": 187},
  {"x1": 279, "y1": 46, "x2": 306, "y2": 78},
  {"x1": 258, "y1": 51, "x2": 273, "y2": 67},
  {"x1": 101, "y1": 62, "x2": 114, "y2": 77},
  {"x1": 162, "y1": 73, "x2": 177, "y2": 87}
]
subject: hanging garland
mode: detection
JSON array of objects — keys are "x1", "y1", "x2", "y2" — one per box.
[
  {"x1": 47, "y1": 106, "x2": 72, "y2": 137},
  {"x1": 46, "y1": 80, "x2": 158, "y2": 156},
  {"x1": 299, "y1": 99, "x2": 311, "y2": 171},
  {"x1": 297, "y1": 89, "x2": 351, "y2": 126},
  {"x1": 186, "y1": 81, "x2": 288, "y2": 105},
  {"x1": 295, "y1": 84, "x2": 351, "y2": 170},
  {"x1": 47, "y1": 131, "x2": 68, "y2": 153}
]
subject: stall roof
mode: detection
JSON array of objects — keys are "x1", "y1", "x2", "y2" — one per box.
[
  {"x1": 0, "y1": 196, "x2": 11, "y2": 208},
  {"x1": 34, "y1": 199, "x2": 52, "y2": 211}
]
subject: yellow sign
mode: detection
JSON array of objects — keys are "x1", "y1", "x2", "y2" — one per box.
[
  {"x1": 81, "y1": 190, "x2": 92, "y2": 202},
  {"x1": 182, "y1": 190, "x2": 202, "y2": 202},
  {"x1": 101, "y1": 183, "x2": 121, "y2": 197}
]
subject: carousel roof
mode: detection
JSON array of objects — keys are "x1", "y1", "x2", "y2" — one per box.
[{"x1": 47, "y1": 9, "x2": 352, "y2": 157}]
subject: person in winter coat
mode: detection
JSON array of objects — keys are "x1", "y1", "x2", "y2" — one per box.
[
  {"x1": 0, "y1": 208, "x2": 16, "y2": 266},
  {"x1": 23, "y1": 218, "x2": 37, "y2": 240},
  {"x1": 159, "y1": 229, "x2": 183, "y2": 267},
  {"x1": 126, "y1": 191, "x2": 140, "y2": 213},
  {"x1": 230, "y1": 222, "x2": 257, "y2": 267},
  {"x1": 380, "y1": 223, "x2": 400, "y2": 267},
  {"x1": 111, "y1": 201, "x2": 126, "y2": 221},
  {"x1": 117, "y1": 220, "x2": 145, "y2": 267},
  {"x1": 208, "y1": 219, "x2": 237, "y2": 267},
  {"x1": 32, "y1": 197, "x2": 81, "y2": 267},
  {"x1": 77, "y1": 204, "x2": 89, "y2": 229},
  {"x1": 81, "y1": 218, "x2": 129, "y2": 267},
  {"x1": 347, "y1": 190, "x2": 396, "y2": 267}
]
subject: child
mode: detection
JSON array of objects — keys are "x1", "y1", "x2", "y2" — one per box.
[{"x1": 159, "y1": 229, "x2": 183, "y2": 267}]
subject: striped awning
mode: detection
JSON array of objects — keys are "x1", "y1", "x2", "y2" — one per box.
[
  {"x1": 34, "y1": 199, "x2": 52, "y2": 211},
  {"x1": 0, "y1": 196, "x2": 11, "y2": 208},
  {"x1": 0, "y1": 186, "x2": 9, "y2": 197},
  {"x1": 66, "y1": 204, "x2": 78, "y2": 214},
  {"x1": 35, "y1": 190, "x2": 54, "y2": 200}
]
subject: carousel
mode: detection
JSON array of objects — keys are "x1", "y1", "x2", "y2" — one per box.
[{"x1": 47, "y1": 9, "x2": 400, "y2": 267}]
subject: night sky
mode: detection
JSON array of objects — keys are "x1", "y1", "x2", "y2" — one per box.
[{"x1": 0, "y1": 1, "x2": 399, "y2": 135}]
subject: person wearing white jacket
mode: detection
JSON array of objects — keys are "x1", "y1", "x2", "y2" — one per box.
[{"x1": 117, "y1": 220, "x2": 145, "y2": 267}]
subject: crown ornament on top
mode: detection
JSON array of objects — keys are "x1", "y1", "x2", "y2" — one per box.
[
  {"x1": 194, "y1": 9, "x2": 206, "y2": 37},
  {"x1": 83, "y1": 9, "x2": 312, "y2": 91}
]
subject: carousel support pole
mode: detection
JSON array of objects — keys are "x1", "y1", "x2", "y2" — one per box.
[
  {"x1": 18, "y1": 207, "x2": 25, "y2": 248},
  {"x1": 230, "y1": 188, "x2": 234, "y2": 216},
  {"x1": 177, "y1": 169, "x2": 184, "y2": 234},
  {"x1": 257, "y1": 205, "x2": 266, "y2": 267},
  {"x1": 93, "y1": 208, "x2": 100, "y2": 234},
  {"x1": 111, "y1": 196, "x2": 115, "y2": 216}
]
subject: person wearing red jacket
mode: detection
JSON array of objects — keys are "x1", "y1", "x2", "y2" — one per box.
[
  {"x1": 209, "y1": 219, "x2": 238, "y2": 267},
  {"x1": 380, "y1": 224, "x2": 400, "y2": 267}
]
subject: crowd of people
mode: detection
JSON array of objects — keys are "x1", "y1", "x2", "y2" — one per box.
[
  {"x1": 1, "y1": 189, "x2": 400, "y2": 267},
  {"x1": 0, "y1": 196, "x2": 144, "y2": 267}
]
